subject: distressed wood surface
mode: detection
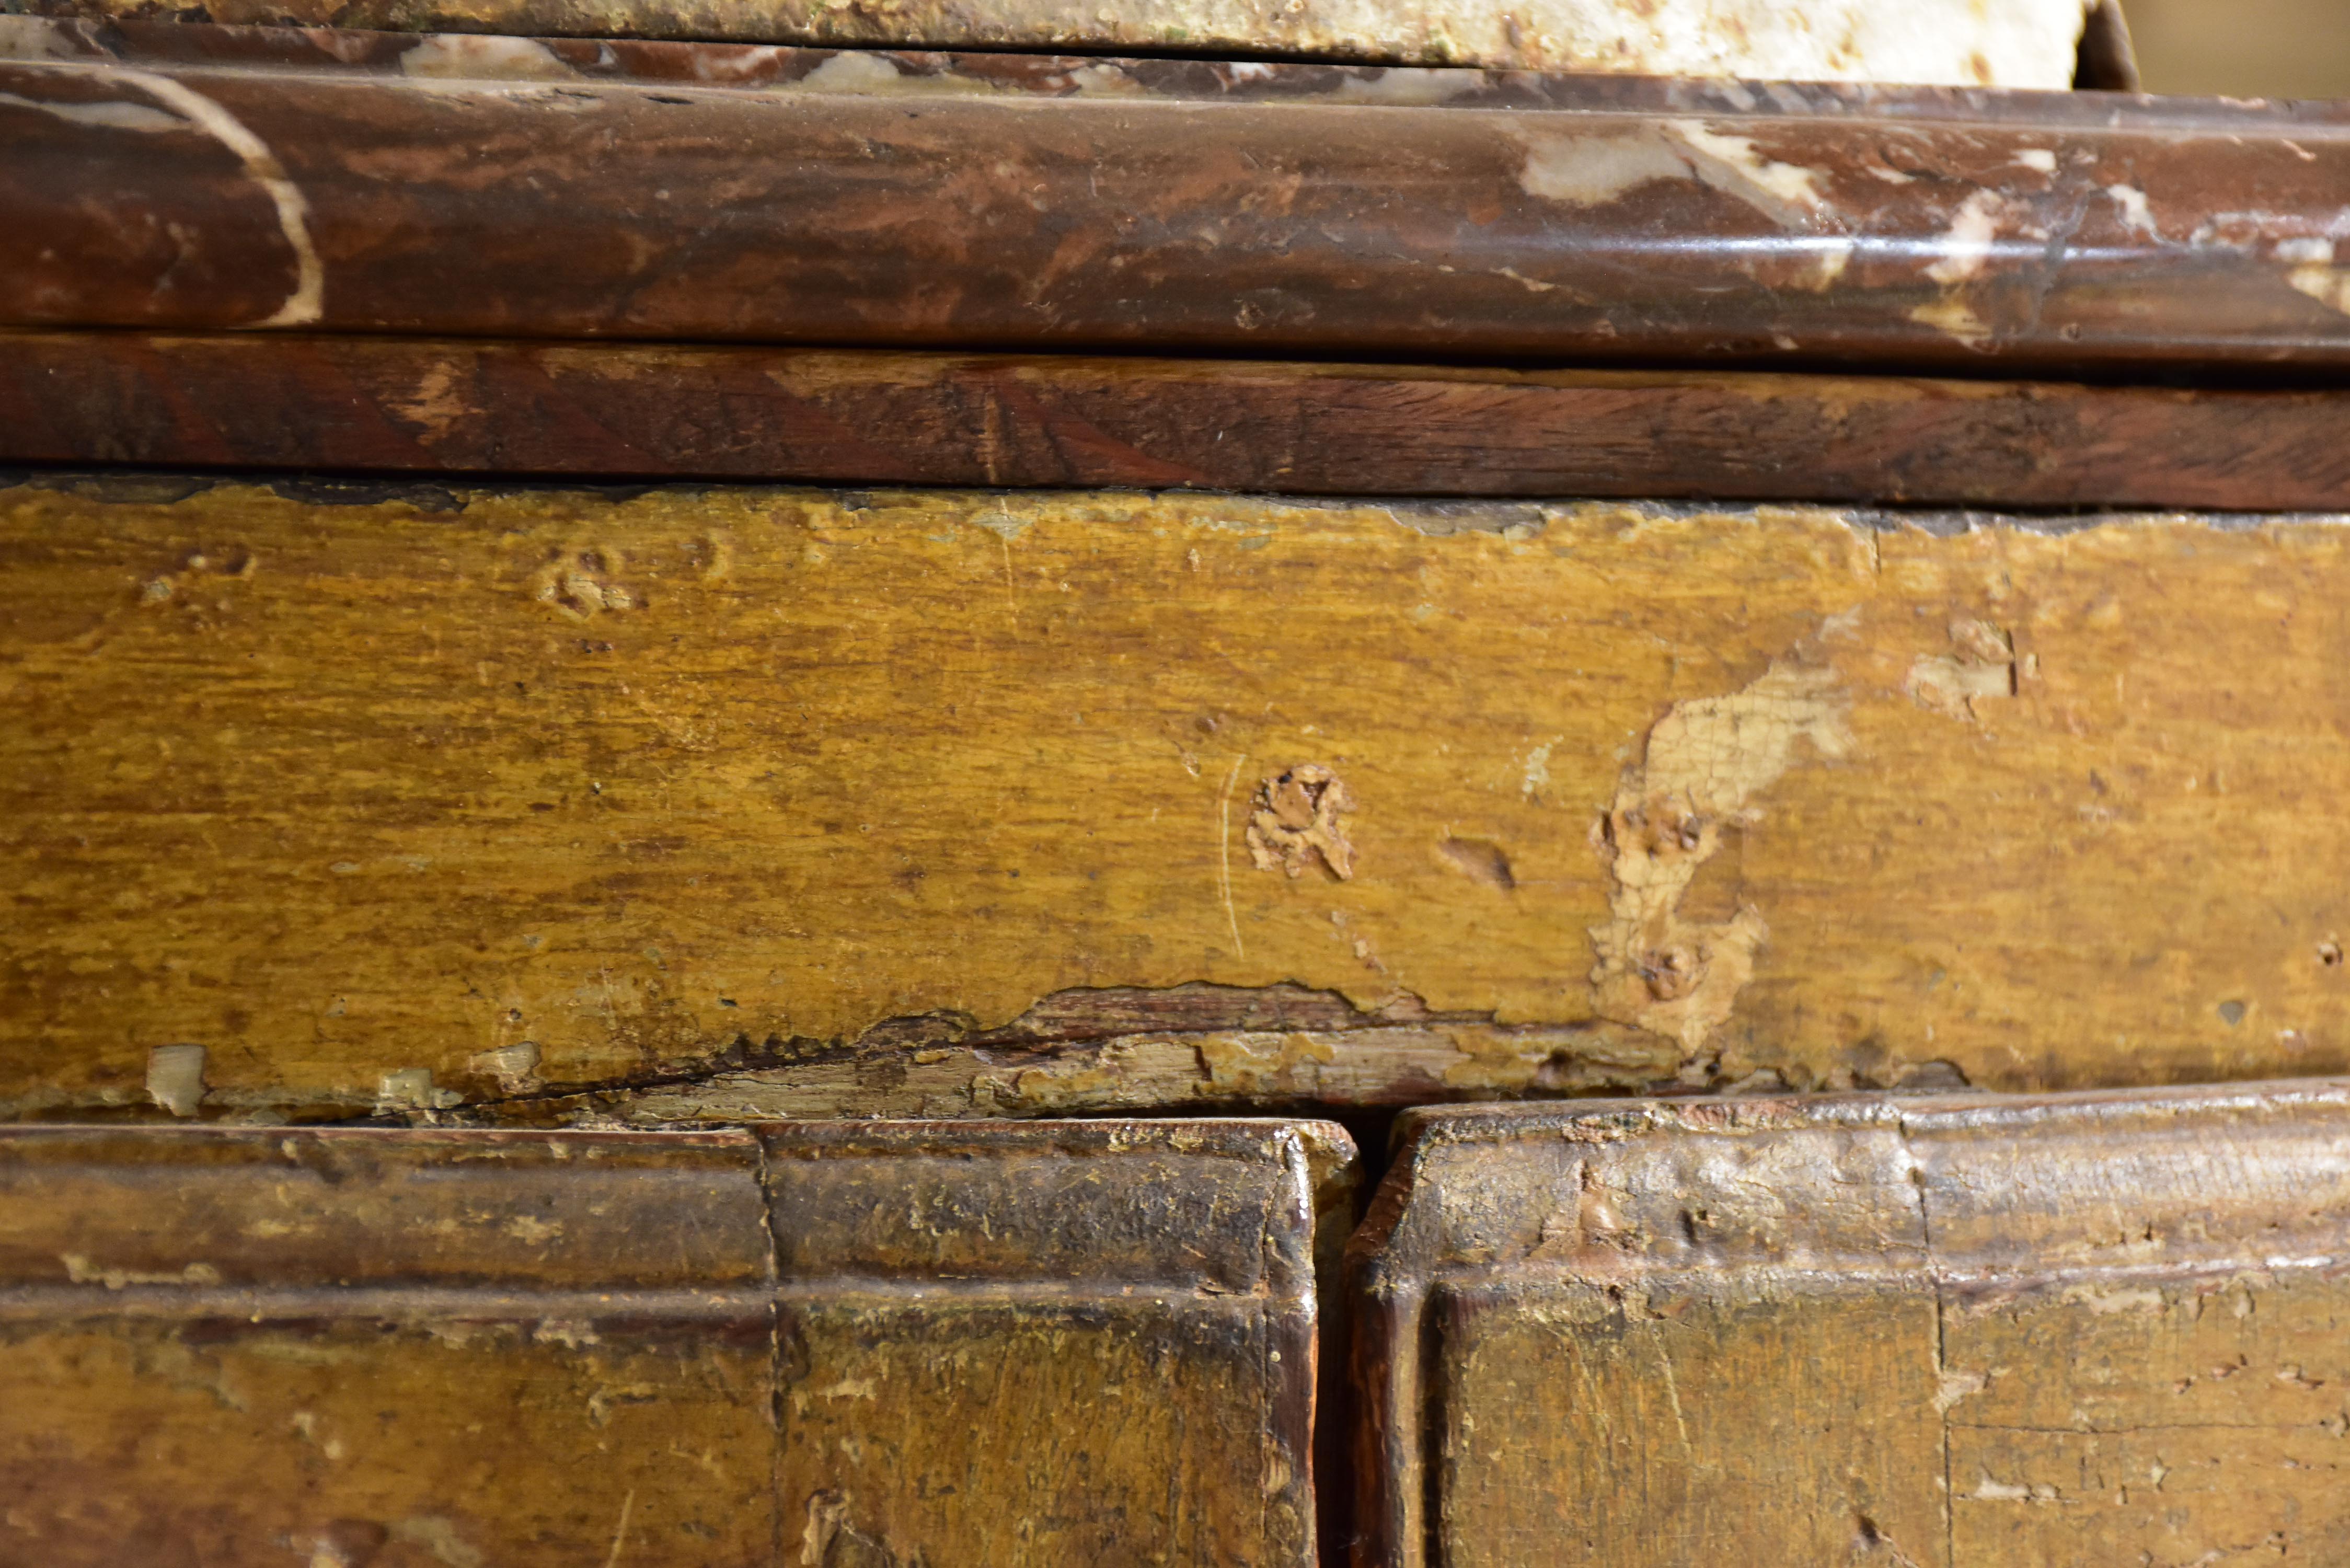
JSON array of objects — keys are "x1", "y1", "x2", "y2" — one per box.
[
  {"x1": 8, "y1": 478, "x2": 2350, "y2": 1123},
  {"x1": 2, "y1": 24, "x2": 2347, "y2": 372},
  {"x1": 0, "y1": 1117, "x2": 1350, "y2": 1565},
  {"x1": 5, "y1": 0, "x2": 2103, "y2": 82},
  {"x1": 1347, "y1": 1081, "x2": 2350, "y2": 1567},
  {"x1": 14, "y1": 331, "x2": 2350, "y2": 513}
]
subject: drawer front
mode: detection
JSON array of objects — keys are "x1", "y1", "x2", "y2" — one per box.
[
  {"x1": 1353, "y1": 1082, "x2": 2350, "y2": 1566},
  {"x1": 0, "y1": 1119, "x2": 1344, "y2": 1567}
]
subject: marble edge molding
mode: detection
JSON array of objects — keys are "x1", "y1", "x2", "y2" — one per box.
[{"x1": 4, "y1": 21, "x2": 2350, "y2": 370}]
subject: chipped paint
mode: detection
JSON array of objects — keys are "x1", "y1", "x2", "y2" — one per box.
[
  {"x1": 470, "y1": 1041, "x2": 543, "y2": 1094},
  {"x1": 377, "y1": 1068, "x2": 463, "y2": 1113},
  {"x1": 145, "y1": 1043, "x2": 208, "y2": 1116},
  {"x1": 1246, "y1": 764, "x2": 1356, "y2": 881},
  {"x1": 1589, "y1": 656, "x2": 1851, "y2": 1058},
  {"x1": 61, "y1": 1254, "x2": 223, "y2": 1288},
  {"x1": 1906, "y1": 618, "x2": 2017, "y2": 721}
]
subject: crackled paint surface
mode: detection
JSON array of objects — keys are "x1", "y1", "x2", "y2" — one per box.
[{"x1": 6, "y1": 480, "x2": 2350, "y2": 1122}]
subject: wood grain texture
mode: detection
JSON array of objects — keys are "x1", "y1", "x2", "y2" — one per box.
[
  {"x1": 10, "y1": 478, "x2": 2350, "y2": 1122},
  {"x1": 1347, "y1": 1081, "x2": 2350, "y2": 1567},
  {"x1": 12, "y1": 331, "x2": 2350, "y2": 512},
  {"x1": 0, "y1": 1117, "x2": 1348, "y2": 1565},
  {"x1": 5, "y1": 26, "x2": 2350, "y2": 372}
]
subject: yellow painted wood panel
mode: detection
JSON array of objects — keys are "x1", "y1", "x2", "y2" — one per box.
[
  {"x1": 4, "y1": 478, "x2": 2347, "y2": 1120},
  {"x1": 0, "y1": 1321, "x2": 778, "y2": 1566},
  {"x1": 1440, "y1": 1285, "x2": 1945, "y2": 1567}
]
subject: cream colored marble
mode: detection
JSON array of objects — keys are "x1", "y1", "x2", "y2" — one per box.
[{"x1": 59, "y1": 0, "x2": 2101, "y2": 85}]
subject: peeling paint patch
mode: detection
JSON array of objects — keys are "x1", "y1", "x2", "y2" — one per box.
[
  {"x1": 1589, "y1": 657, "x2": 1851, "y2": 1057},
  {"x1": 2060, "y1": 1283, "x2": 2167, "y2": 1315},
  {"x1": 1906, "y1": 618, "x2": 2017, "y2": 720},
  {"x1": 1521, "y1": 736, "x2": 1561, "y2": 800},
  {"x1": 800, "y1": 1491, "x2": 907, "y2": 1568},
  {"x1": 470, "y1": 1040, "x2": 543, "y2": 1094},
  {"x1": 534, "y1": 546, "x2": 637, "y2": 617},
  {"x1": 1246, "y1": 764, "x2": 1356, "y2": 881},
  {"x1": 389, "y1": 361, "x2": 475, "y2": 444},
  {"x1": 1194, "y1": 1031, "x2": 1337, "y2": 1095},
  {"x1": 377, "y1": 1068, "x2": 463, "y2": 1113},
  {"x1": 61, "y1": 1254, "x2": 222, "y2": 1288},
  {"x1": 145, "y1": 1043, "x2": 207, "y2": 1116},
  {"x1": 1933, "y1": 1369, "x2": 1987, "y2": 1412}
]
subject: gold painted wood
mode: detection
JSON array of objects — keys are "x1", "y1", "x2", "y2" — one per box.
[
  {"x1": 6, "y1": 478, "x2": 2350, "y2": 1124},
  {"x1": 1348, "y1": 1081, "x2": 2350, "y2": 1567},
  {"x1": 0, "y1": 1117, "x2": 1349, "y2": 1564}
]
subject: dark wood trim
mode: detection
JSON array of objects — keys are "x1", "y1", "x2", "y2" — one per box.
[
  {"x1": 10, "y1": 330, "x2": 2350, "y2": 508},
  {"x1": 6, "y1": 22, "x2": 2350, "y2": 372}
]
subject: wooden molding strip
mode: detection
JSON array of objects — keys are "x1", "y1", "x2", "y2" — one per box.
[
  {"x1": 1350, "y1": 1081, "x2": 2350, "y2": 1567},
  {"x1": 5, "y1": 18, "x2": 2350, "y2": 371},
  {"x1": 0, "y1": 1119, "x2": 1349, "y2": 1565},
  {"x1": 9, "y1": 331, "x2": 2350, "y2": 506}
]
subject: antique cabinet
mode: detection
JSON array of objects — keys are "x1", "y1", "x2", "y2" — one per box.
[{"x1": 6, "y1": 2, "x2": 2350, "y2": 1561}]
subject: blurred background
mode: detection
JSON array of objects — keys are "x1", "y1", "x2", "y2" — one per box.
[{"x1": 2125, "y1": 0, "x2": 2350, "y2": 97}]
